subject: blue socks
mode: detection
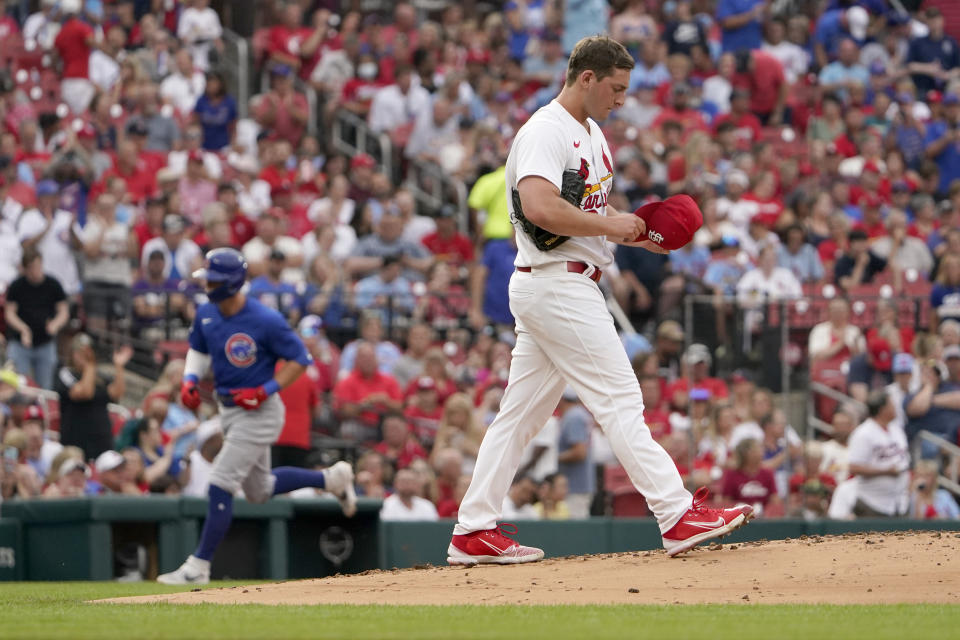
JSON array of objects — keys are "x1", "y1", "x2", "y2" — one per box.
[
  {"x1": 194, "y1": 484, "x2": 233, "y2": 562},
  {"x1": 193, "y1": 470, "x2": 327, "y2": 562},
  {"x1": 272, "y1": 466, "x2": 326, "y2": 495}
]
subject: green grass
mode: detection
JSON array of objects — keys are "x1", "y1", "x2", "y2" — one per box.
[{"x1": 0, "y1": 582, "x2": 957, "y2": 640}]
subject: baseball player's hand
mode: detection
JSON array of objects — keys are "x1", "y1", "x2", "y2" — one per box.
[
  {"x1": 605, "y1": 213, "x2": 645, "y2": 243},
  {"x1": 180, "y1": 381, "x2": 202, "y2": 410},
  {"x1": 230, "y1": 386, "x2": 269, "y2": 411}
]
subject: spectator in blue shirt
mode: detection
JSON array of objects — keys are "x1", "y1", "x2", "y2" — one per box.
[
  {"x1": 778, "y1": 224, "x2": 825, "y2": 283},
  {"x1": 193, "y1": 71, "x2": 237, "y2": 151},
  {"x1": 907, "y1": 7, "x2": 960, "y2": 95},
  {"x1": 905, "y1": 348, "x2": 960, "y2": 458},
  {"x1": 248, "y1": 249, "x2": 302, "y2": 323},
  {"x1": 819, "y1": 39, "x2": 870, "y2": 101},
  {"x1": 353, "y1": 254, "x2": 415, "y2": 321},
  {"x1": 470, "y1": 236, "x2": 517, "y2": 329},
  {"x1": 716, "y1": 0, "x2": 765, "y2": 54},
  {"x1": 923, "y1": 93, "x2": 960, "y2": 195},
  {"x1": 629, "y1": 39, "x2": 670, "y2": 92},
  {"x1": 703, "y1": 236, "x2": 746, "y2": 296},
  {"x1": 556, "y1": 387, "x2": 594, "y2": 519},
  {"x1": 814, "y1": 6, "x2": 868, "y2": 69}
]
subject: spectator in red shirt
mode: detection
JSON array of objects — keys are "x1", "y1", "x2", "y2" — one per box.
[
  {"x1": 266, "y1": 1, "x2": 318, "y2": 73},
  {"x1": 722, "y1": 438, "x2": 781, "y2": 512},
  {"x1": 374, "y1": 411, "x2": 428, "y2": 471},
  {"x1": 432, "y1": 447, "x2": 463, "y2": 518},
  {"x1": 639, "y1": 374, "x2": 671, "y2": 442},
  {"x1": 132, "y1": 195, "x2": 168, "y2": 255},
  {"x1": 273, "y1": 357, "x2": 320, "y2": 469},
  {"x1": 714, "y1": 88, "x2": 762, "y2": 147},
  {"x1": 217, "y1": 183, "x2": 256, "y2": 247},
  {"x1": 421, "y1": 205, "x2": 475, "y2": 270},
  {"x1": 404, "y1": 376, "x2": 444, "y2": 447},
  {"x1": 665, "y1": 343, "x2": 730, "y2": 406},
  {"x1": 652, "y1": 83, "x2": 708, "y2": 137},
  {"x1": 852, "y1": 194, "x2": 887, "y2": 239},
  {"x1": 255, "y1": 64, "x2": 310, "y2": 145},
  {"x1": 98, "y1": 140, "x2": 158, "y2": 205},
  {"x1": 735, "y1": 49, "x2": 787, "y2": 126},
  {"x1": 333, "y1": 341, "x2": 403, "y2": 444},
  {"x1": 54, "y1": 0, "x2": 96, "y2": 114}
]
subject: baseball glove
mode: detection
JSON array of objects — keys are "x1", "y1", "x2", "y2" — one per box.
[{"x1": 511, "y1": 161, "x2": 589, "y2": 252}]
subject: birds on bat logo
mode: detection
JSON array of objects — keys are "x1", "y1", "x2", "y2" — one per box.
[
  {"x1": 225, "y1": 333, "x2": 257, "y2": 367},
  {"x1": 648, "y1": 230, "x2": 665, "y2": 244}
]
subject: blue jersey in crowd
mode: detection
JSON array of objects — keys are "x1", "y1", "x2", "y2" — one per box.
[{"x1": 189, "y1": 297, "x2": 311, "y2": 397}]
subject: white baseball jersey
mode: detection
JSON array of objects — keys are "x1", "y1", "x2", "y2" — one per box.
[
  {"x1": 505, "y1": 100, "x2": 616, "y2": 269},
  {"x1": 847, "y1": 417, "x2": 910, "y2": 516}
]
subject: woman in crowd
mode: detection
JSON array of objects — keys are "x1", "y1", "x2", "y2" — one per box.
[{"x1": 430, "y1": 393, "x2": 484, "y2": 475}]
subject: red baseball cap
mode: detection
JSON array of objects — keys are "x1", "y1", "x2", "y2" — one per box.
[
  {"x1": 862, "y1": 160, "x2": 880, "y2": 174},
  {"x1": 350, "y1": 153, "x2": 375, "y2": 170},
  {"x1": 77, "y1": 123, "x2": 96, "y2": 140},
  {"x1": 867, "y1": 336, "x2": 892, "y2": 372},
  {"x1": 187, "y1": 149, "x2": 204, "y2": 164},
  {"x1": 633, "y1": 195, "x2": 703, "y2": 250},
  {"x1": 24, "y1": 404, "x2": 45, "y2": 422}
]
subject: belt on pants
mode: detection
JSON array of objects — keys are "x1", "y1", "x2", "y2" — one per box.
[{"x1": 516, "y1": 261, "x2": 602, "y2": 283}]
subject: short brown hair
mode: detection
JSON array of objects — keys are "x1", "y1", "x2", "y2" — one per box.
[{"x1": 565, "y1": 36, "x2": 635, "y2": 86}]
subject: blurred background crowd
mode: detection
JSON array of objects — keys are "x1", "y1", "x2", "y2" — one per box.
[{"x1": 0, "y1": 0, "x2": 959, "y2": 525}]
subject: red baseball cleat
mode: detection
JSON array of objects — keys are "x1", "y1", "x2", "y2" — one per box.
[
  {"x1": 662, "y1": 487, "x2": 754, "y2": 557},
  {"x1": 447, "y1": 523, "x2": 545, "y2": 566}
]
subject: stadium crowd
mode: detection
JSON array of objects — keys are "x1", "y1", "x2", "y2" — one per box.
[{"x1": 1, "y1": 0, "x2": 959, "y2": 524}]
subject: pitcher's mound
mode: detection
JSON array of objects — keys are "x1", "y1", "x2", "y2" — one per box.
[{"x1": 104, "y1": 531, "x2": 960, "y2": 606}]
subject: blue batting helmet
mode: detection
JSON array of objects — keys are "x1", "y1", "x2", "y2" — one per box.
[{"x1": 193, "y1": 248, "x2": 247, "y2": 302}]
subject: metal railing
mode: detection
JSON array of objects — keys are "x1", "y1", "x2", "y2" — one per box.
[
  {"x1": 329, "y1": 109, "x2": 470, "y2": 232},
  {"x1": 912, "y1": 430, "x2": 960, "y2": 496},
  {"x1": 331, "y1": 109, "x2": 393, "y2": 179},
  {"x1": 220, "y1": 29, "x2": 250, "y2": 119}
]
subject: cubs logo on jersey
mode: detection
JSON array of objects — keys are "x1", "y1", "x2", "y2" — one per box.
[{"x1": 225, "y1": 333, "x2": 257, "y2": 368}]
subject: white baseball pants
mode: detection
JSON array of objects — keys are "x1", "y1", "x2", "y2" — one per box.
[{"x1": 454, "y1": 265, "x2": 692, "y2": 535}]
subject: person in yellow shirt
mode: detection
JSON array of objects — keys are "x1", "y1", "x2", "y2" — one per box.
[
  {"x1": 533, "y1": 473, "x2": 572, "y2": 520},
  {"x1": 468, "y1": 165, "x2": 512, "y2": 240}
]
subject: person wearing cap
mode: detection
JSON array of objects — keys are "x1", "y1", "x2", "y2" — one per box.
[
  {"x1": 44, "y1": 457, "x2": 92, "y2": 499},
  {"x1": 4, "y1": 248, "x2": 68, "y2": 390},
  {"x1": 404, "y1": 376, "x2": 444, "y2": 448},
  {"x1": 254, "y1": 62, "x2": 309, "y2": 146},
  {"x1": 905, "y1": 345, "x2": 960, "y2": 459},
  {"x1": 846, "y1": 390, "x2": 910, "y2": 517},
  {"x1": 131, "y1": 248, "x2": 189, "y2": 336},
  {"x1": 17, "y1": 179, "x2": 81, "y2": 297},
  {"x1": 55, "y1": 333, "x2": 133, "y2": 462},
  {"x1": 140, "y1": 214, "x2": 203, "y2": 282},
  {"x1": 886, "y1": 352, "x2": 919, "y2": 430},
  {"x1": 93, "y1": 449, "x2": 140, "y2": 495},
  {"x1": 907, "y1": 7, "x2": 960, "y2": 96},
  {"x1": 834, "y1": 229, "x2": 888, "y2": 290},
  {"x1": 248, "y1": 248, "x2": 303, "y2": 324},
  {"x1": 665, "y1": 343, "x2": 730, "y2": 404},
  {"x1": 813, "y1": 5, "x2": 868, "y2": 68},
  {"x1": 847, "y1": 335, "x2": 896, "y2": 404}
]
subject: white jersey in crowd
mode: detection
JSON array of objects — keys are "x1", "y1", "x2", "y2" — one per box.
[
  {"x1": 505, "y1": 100, "x2": 616, "y2": 270},
  {"x1": 182, "y1": 450, "x2": 214, "y2": 498},
  {"x1": 847, "y1": 417, "x2": 910, "y2": 516},
  {"x1": 380, "y1": 494, "x2": 439, "y2": 521}
]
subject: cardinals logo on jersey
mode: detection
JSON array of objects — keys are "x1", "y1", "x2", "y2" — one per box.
[
  {"x1": 225, "y1": 333, "x2": 257, "y2": 368},
  {"x1": 577, "y1": 158, "x2": 590, "y2": 181}
]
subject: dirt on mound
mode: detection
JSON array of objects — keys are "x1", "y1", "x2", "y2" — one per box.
[{"x1": 104, "y1": 532, "x2": 960, "y2": 606}]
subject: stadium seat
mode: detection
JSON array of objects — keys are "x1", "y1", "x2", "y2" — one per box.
[{"x1": 604, "y1": 464, "x2": 649, "y2": 517}]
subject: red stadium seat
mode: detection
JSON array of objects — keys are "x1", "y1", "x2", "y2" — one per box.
[{"x1": 604, "y1": 464, "x2": 649, "y2": 517}]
